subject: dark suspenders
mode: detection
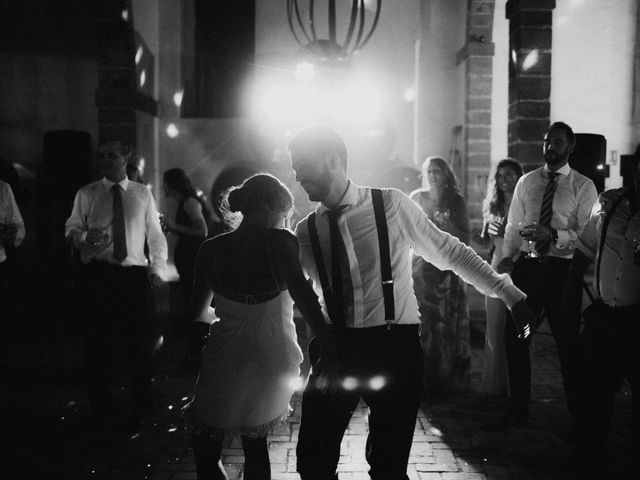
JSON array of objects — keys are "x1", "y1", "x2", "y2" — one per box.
[
  {"x1": 307, "y1": 188, "x2": 395, "y2": 324},
  {"x1": 372, "y1": 189, "x2": 395, "y2": 321}
]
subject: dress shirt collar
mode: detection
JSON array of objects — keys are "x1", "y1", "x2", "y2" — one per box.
[
  {"x1": 102, "y1": 176, "x2": 130, "y2": 191},
  {"x1": 543, "y1": 162, "x2": 570, "y2": 177},
  {"x1": 318, "y1": 180, "x2": 357, "y2": 216}
]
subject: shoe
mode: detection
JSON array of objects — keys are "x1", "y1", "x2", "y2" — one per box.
[{"x1": 483, "y1": 410, "x2": 529, "y2": 430}]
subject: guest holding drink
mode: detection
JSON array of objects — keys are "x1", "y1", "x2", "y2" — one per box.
[
  {"x1": 65, "y1": 140, "x2": 167, "y2": 428},
  {"x1": 494, "y1": 122, "x2": 598, "y2": 429},
  {"x1": 478, "y1": 158, "x2": 523, "y2": 397},
  {"x1": 410, "y1": 156, "x2": 471, "y2": 400}
]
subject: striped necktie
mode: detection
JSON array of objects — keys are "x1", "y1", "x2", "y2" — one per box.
[
  {"x1": 111, "y1": 184, "x2": 128, "y2": 262},
  {"x1": 535, "y1": 171, "x2": 559, "y2": 255}
]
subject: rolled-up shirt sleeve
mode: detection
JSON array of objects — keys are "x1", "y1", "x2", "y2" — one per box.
[
  {"x1": 398, "y1": 192, "x2": 526, "y2": 308},
  {"x1": 144, "y1": 190, "x2": 168, "y2": 276},
  {"x1": 2, "y1": 184, "x2": 25, "y2": 247},
  {"x1": 65, "y1": 189, "x2": 89, "y2": 247}
]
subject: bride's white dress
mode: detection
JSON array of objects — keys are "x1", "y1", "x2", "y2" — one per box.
[{"x1": 188, "y1": 291, "x2": 303, "y2": 437}]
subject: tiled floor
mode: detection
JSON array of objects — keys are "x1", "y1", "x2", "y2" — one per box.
[{"x1": 1, "y1": 293, "x2": 634, "y2": 480}]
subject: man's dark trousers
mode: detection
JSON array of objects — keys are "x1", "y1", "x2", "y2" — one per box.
[
  {"x1": 574, "y1": 305, "x2": 640, "y2": 466},
  {"x1": 296, "y1": 324, "x2": 423, "y2": 480},
  {"x1": 505, "y1": 256, "x2": 581, "y2": 421},
  {"x1": 79, "y1": 262, "x2": 153, "y2": 418}
]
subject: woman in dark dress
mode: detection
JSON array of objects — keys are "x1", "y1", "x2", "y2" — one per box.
[
  {"x1": 162, "y1": 168, "x2": 210, "y2": 363},
  {"x1": 410, "y1": 156, "x2": 471, "y2": 401}
]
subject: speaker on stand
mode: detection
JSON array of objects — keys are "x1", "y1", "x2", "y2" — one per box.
[
  {"x1": 37, "y1": 130, "x2": 92, "y2": 275},
  {"x1": 568, "y1": 133, "x2": 609, "y2": 194}
]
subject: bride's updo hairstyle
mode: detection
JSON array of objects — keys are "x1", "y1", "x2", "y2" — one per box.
[{"x1": 220, "y1": 173, "x2": 293, "y2": 229}]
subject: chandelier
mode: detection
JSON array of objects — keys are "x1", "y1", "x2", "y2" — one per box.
[{"x1": 287, "y1": 0, "x2": 382, "y2": 62}]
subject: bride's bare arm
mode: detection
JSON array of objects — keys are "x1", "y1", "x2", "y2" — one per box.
[
  {"x1": 190, "y1": 240, "x2": 214, "y2": 320},
  {"x1": 271, "y1": 230, "x2": 329, "y2": 338}
]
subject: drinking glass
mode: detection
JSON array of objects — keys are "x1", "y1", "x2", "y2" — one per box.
[
  {"x1": 434, "y1": 208, "x2": 450, "y2": 227},
  {"x1": 487, "y1": 215, "x2": 505, "y2": 237},
  {"x1": 518, "y1": 221, "x2": 538, "y2": 258}
]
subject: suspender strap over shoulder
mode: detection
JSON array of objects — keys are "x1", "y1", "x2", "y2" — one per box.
[
  {"x1": 306, "y1": 188, "x2": 395, "y2": 325},
  {"x1": 371, "y1": 189, "x2": 395, "y2": 321}
]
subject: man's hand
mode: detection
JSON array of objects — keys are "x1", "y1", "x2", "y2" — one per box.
[
  {"x1": 0, "y1": 223, "x2": 18, "y2": 242},
  {"x1": 310, "y1": 333, "x2": 340, "y2": 394},
  {"x1": 520, "y1": 223, "x2": 553, "y2": 243},
  {"x1": 86, "y1": 228, "x2": 108, "y2": 247},
  {"x1": 149, "y1": 272, "x2": 164, "y2": 288},
  {"x1": 510, "y1": 299, "x2": 536, "y2": 340},
  {"x1": 497, "y1": 257, "x2": 515, "y2": 274}
]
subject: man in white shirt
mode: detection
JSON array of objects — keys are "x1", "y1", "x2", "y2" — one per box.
[
  {"x1": 65, "y1": 140, "x2": 167, "y2": 427},
  {"x1": 497, "y1": 122, "x2": 598, "y2": 429},
  {"x1": 0, "y1": 179, "x2": 26, "y2": 287},
  {"x1": 290, "y1": 125, "x2": 534, "y2": 480},
  {"x1": 563, "y1": 159, "x2": 640, "y2": 475}
]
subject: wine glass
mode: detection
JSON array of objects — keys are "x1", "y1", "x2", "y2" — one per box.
[
  {"x1": 518, "y1": 221, "x2": 538, "y2": 258},
  {"x1": 487, "y1": 215, "x2": 505, "y2": 237},
  {"x1": 434, "y1": 208, "x2": 450, "y2": 227}
]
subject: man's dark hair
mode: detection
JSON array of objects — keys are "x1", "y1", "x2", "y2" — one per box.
[
  {"x1": 288, "y1": 125, "x2": 348, "y2": 169},
  {"x1": 546, "y1": 121, "x2": 575, "y2": 145}
]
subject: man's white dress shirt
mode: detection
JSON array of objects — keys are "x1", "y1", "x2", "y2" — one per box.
[
  {"x1": 65, "y1": 177, "x2": 167, "y2": 276},
  {"x1": 295, "y1": 182, "x2": 525, "y2": 328},
  {"x1": 0, "y1": 180, "x2": 25, "y2": 263},
  {"x1": 577, "y1": 188, "x2": 640, "y2": 308},
  {"x1": 503, "y1": 164, "x2": 598, "y2": 260}
]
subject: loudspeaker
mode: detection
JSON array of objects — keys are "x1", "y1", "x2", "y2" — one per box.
[
  {"x1": 620, "y1": 153, "x2": 640, "y2": 187},
  {"x1": 41, "y1": 130, "x2": 92, "y2": 197},
  {"x1": 568, "y1": 133, "x2": 607, "y2": 193},
  {"x1": 37, "y1": 130, "x2": 92, "y2": 272}
]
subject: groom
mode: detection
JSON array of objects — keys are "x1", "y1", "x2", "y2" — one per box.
[{"x1": 289, "y1": 125, "x2": 535, "y2": 480}]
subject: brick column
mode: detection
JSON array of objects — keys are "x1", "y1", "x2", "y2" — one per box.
[
  {"x1": 457, "y1": 0, "x2": 495, "y2": 224},
  {"x1": 95, "y1": 0, "x2": 137, "y2": 148},
  {"x1": 506, "y1": 0, "x2": 555, "y2": 170}
]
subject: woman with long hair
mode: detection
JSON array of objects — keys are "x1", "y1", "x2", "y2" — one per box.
[
  {"x1": 162, "y1": 168, "x2": 210, "y2": 367},
  {"x1": 478, "y1": 158, "x2": 523, "y2": 396},
  {"x1": 410, "y1": 156, "x2": 471, "y2": 401},
  {"x1": 186, "y1": 173, "x2": 334, "y2": 480}
]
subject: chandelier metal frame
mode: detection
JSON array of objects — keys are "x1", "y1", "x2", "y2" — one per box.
[{"x1": 286, "y1": 0, "x2": 382, "y2": 61}]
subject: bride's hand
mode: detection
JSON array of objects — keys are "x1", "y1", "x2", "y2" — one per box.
[{"x1": 313, "y1": 334, "x2": 339, "y2": 393}]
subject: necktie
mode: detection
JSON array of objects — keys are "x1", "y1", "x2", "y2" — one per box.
[
  {"x1": 111, "y1": 184, "x2": 127, "y2": 262},
  {"x1": 327, "y1": 206, "x2": 350, "y2": 327},
  {"x1": 535, "y1": 172, "x2": 559, "y2": 255}
]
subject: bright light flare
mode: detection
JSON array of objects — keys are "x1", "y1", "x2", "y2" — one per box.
[
  {"x1": 153, "y1": 335, "x2": 164, "y2": 352},
  {"x1": 288, "y1": 376, "x2": 306, "y2": 391},
  {"x1": 139, "y1": 70, "x2": 146, "y2": 88},
  {"x1": 511, "y1": 49, "x2": 517, "y2": 66},
  {"x1": 342, "y1": 376, "x2": 359, "y2": 391},
  {"x1": 121, "y1": 9, "x2": 129, "y2": 21},
  {"x1": 166, "y1": 124, "x2": 179, "y2": 138},
  {"x1": 173, "y1": 90, "x2": 184, "y2": 107},
  {"x1": 403, "y1": 87, "x2": 415, "y2": 103},
  {"x1": 522, "y1": 49, "x2": 539, "y2": 71},
  {"x1": 295, "y1": 62, "x2": 316, "y2": 82},
  {"x1": 247, "y1": 68, "x2": 388, "y2": 131},
  {"x1": 135, "y1": 46, "x2": 143, "y2": 65},
  {"x1": 369, "y1": 376, "x2": 386, "y2": 391}
]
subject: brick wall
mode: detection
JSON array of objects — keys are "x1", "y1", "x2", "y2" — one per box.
[{"x1": 506, "y1": 0, "x2": 555, "y2": 170}]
